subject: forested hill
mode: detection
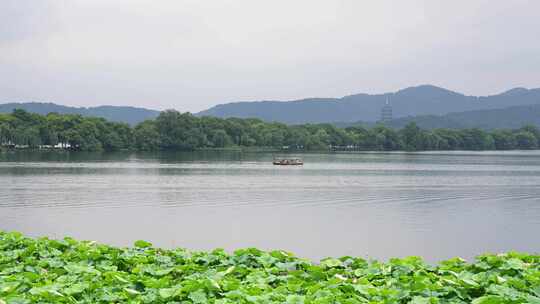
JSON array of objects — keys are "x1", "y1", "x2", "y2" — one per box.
[
  {"x1": 337, "y1": 104, "x2": 540, "y2": 130},
  {"x1": 197, "y1": 85, "x2": 540, "y2": 124},
  {"x1": 384, "y1": 104, "x2": 540, "y2": 129},
  {"x1": 0, "y1": 102, "x2": 159, "y2": 125}
]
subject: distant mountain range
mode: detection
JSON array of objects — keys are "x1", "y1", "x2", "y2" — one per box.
[
  {"x1": 387, "y1": 104, "x2": 540, "y2": 129},
  {"x1": 336, "y1": 104, "x2": 540, "y2": 130},
  {"x1": 0, "y1": 102, "x2": 159, "y2": 125},
  {"x1": 3, "y1": 84, "x2": 540, "y2": 128},
  {"x1": 197, "y1": 85, "x2": 540, "y2": 124}
]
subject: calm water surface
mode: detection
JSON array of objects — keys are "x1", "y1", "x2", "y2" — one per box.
[{"x1": 1, "y1": 150, "x2": 540, "y2": 262}]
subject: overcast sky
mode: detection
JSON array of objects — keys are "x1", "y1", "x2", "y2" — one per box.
[{"x1": 1, "y1": 0, "x2": 539, "y2": 112}]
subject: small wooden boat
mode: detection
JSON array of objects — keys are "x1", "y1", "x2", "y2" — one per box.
[{"x1": 273, "y1": 157, "x2": 303, "y2": 166}]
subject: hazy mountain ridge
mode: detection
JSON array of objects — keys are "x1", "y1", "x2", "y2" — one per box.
[
  {"x1": 3, "y1": 85, "x2": 540, "y2": 127},
  {"x1": 384, "y1": 104, "x2": 540, "y2": 130},
  {"x1": 197, "y1": 85, "x2": 540, "y2": 124},
  {"x1": 334, "y1": 103, "x2": 540, "y2": 130},
  {"x1": 0, "y1": 102, "x2": 160, "y2": 125}
]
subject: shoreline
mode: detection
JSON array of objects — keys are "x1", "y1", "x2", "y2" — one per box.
[{"x1": 3, "y1": 147, "x2": 540, "y2": 153}]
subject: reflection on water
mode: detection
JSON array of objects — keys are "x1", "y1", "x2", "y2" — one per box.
[{"x1": 1, "y1": 150, "x2": 540, "y2": 262}]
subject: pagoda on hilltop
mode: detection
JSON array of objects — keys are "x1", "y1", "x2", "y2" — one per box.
[{"x1": 380, "y1": 96, "x2": 393, "y2": 123}]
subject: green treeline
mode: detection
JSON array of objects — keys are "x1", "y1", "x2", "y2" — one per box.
[
  {"x1": 1, "y1": 109, "x2": 540, "y2": 151},
  {"x1": 0, "y1": 110, "x2": 132, "y2": 151}
]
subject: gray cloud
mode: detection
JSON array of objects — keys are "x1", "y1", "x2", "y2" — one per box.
[
  {"x1": 0, "y1": 0, "x2": 57, "y2": 44},
  {"x1": 1, "y1": 0, "x2": 539, "y2": 112}
]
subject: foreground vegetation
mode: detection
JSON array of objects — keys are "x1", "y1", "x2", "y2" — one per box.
[
  {"x1": 1, "y1": 232, "x2": 540, "y2": 303},
  {"x1": 1, "y1": 109, "x2": 540, "y2": 152}
]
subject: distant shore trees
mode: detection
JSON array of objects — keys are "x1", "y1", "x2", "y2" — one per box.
[{"x1": 1, "y1": 109, "x2": 540, "y2": 152}]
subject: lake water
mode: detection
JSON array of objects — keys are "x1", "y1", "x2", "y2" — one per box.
[{"x1": 1, "y1": 150, "x2": 540, "y2": 262}]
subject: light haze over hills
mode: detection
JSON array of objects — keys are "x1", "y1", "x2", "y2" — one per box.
[
  {"x1": 2, "y1": 85, "x2": 540, "y2": 128},
  {"x1": 197, "y1": 85, "x2": 540, "y2": 124},
  {"x1": 386, "y1": 104, "x2": 540, "y2": 129},
  {"x1": 337, "y1": 104, "x2": 540, "y2": 130},
  {"x1": 0, "y1": 102, "x2": 159, "y2": 125}
]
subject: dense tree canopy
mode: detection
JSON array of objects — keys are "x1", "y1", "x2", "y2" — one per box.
[
  {"x1": 1, "y1": 109, "x2": 540, "y2": 151},
  {"x1": 0, "y1": 110, "x2": 133, "y2": 151}
]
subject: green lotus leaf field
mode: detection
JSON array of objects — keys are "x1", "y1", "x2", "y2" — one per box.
[{"x1": 1, "y1": 231, "x2": 539, "y2": 303}]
